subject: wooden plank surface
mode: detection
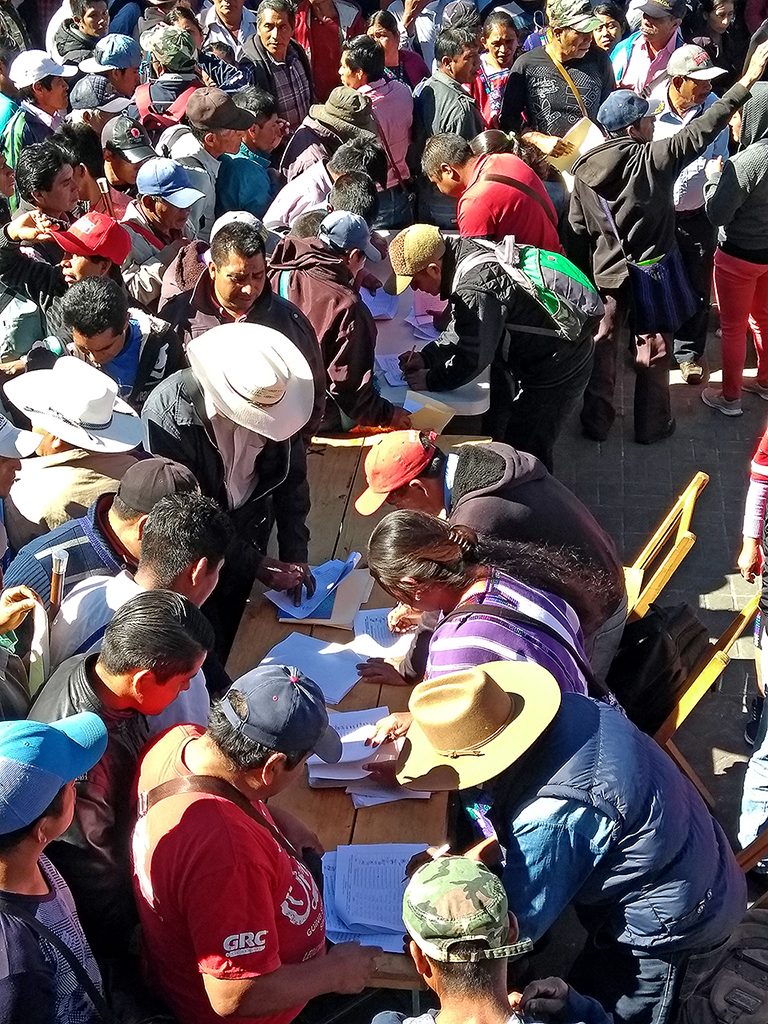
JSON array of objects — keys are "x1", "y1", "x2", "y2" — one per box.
[{"x1": 224, "y1": 436, "x2": 489, "y2": 986}]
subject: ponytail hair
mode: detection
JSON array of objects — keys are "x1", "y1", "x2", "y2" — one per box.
[{"x1": 368, "y1": 511, "x2": 620, "y2": 635}]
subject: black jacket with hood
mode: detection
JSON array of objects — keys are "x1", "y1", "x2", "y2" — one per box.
[
  {"x1": 53, "y1": 19, "x2": 98, "y2": 63},
  {"x1": 448, "y1": 441, "x2": 623, "y2": 591},
  {"x1": 142, "y1": 368, "x2": 312, "y2": 568},
  {"x1": 704, "y1": 82, "x2": 768, "y2": 260},
  {"x1": 419, "y1": 236, "x2": 594, "y2": 391},
  {"x1": 567, "y1": 83, "x2": 749, "y2": 289}
]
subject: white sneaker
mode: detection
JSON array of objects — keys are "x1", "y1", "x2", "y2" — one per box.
[
  {"x1": 742, "y1": 379, "x2": 768, "y2": 400},
  {"x1": 701, "y1": 388, "x2": 743, "y2": 416}
]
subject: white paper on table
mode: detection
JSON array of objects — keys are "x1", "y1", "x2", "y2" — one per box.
[
  {"x1": 334, "y1": 843, "x2": 427, "y2": 934},
  {"x1": 412, "y1": 290, "x2": 447, "y2": 317},
  {"x1": 308, "y1": 734, "x2": 397, "y2": 784},
  {"x1": 265, "y1": 552, "x2": 360, "y2": 619},
  {"x1": 405, "y1": 310, "x2": 440, "y2": 342},
  {"x1": 348, "y1": 784, "x2": 431, "y2": 808},
  {"x1": 350, "y1": 609, "x2": 414, "y2": 660},
  {"x1": 376, "y1": 353, "x2": 408, "y2": 387},
  {"x1": 261, "y1": 632, "x2": 361, "y2": 704},
  {"x1": 361, "y1": 287, "x2": 398, "y2": 320},
  {"x1": 308, "y1": 707, "x2": 389, "y2": 766}
]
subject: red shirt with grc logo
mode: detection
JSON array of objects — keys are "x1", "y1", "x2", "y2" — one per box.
[{"x1": 131, "y1": 725, "x2": 326, "y2": 1024}]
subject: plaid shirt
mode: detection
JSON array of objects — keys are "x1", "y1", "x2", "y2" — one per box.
[{"x1": 268, "y1": 50, "x2": 312, "y2": 132}]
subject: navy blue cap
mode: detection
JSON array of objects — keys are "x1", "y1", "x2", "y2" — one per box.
[
  {"x1": 597, "y1": 89, "x2": 664, "y2": 133},
  {"x1": 220, "y1": 665, "x2": 342, "y2": 763},
  {"x1": 0, "y1": 715, "x2": 108, "y2": 834}
]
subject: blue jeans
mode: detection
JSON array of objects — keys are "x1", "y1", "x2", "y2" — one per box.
[
  {"x1": 739, "y1": 645, "x2": 768, "y2": 869},
  {"x1": 109, "y1": 1, "x2": 141, "y2": 35}
]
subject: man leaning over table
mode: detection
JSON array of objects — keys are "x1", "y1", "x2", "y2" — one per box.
[
  {"x1": 131, "y1": 664, "x2": 380, "y2": 1024},
  {"x1": 386, "y1": 224, "x2": 595, "y2": 473}
]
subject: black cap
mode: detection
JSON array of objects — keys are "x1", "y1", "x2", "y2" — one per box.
[
  {"x1": 101, "y1": 114, "x2": 156, "y2": 164},
  {"x1": 116, "y1": 457, "x2": 198, "y2": 513}
]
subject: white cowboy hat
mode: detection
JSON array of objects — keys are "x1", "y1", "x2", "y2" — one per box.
[
  {"x1": 3, "y1": 357, "x2": 143, "y2": 453},
  {"x1": 187, "y1": 323, "x2": 315, "y2": 442}
]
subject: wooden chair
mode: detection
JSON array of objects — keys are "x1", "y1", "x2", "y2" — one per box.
[
  {"x1": 625, "y1": 471, "x2": 710, "y2": 620},
  {"x1": 654, "y1": 592, "x2": 761, "y2": 806}
]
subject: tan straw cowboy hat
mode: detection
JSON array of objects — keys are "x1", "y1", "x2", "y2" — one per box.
[{"x1": 396, "y1": 663, "x2": 562, "y2": 792}]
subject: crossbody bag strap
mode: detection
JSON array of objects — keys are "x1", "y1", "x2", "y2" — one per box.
[
  {"x1": 443, "y1": 600, "x2": 608, "y2": 699},
  {"x1": 0, "y1": 896, "x2": 112, "y2": 1022},
  {"x1": 545, "y1": 43, "x2": 590, "y2": 120},
  {"x1": 369, "y1": 107, "x2": 408, "y2": 191},
  {"x1": 481, "y1": 172, "x2": 558, "y2": 229},
  {"x1": 137, "y1": 774, "x2": 302, "y2": 859}
]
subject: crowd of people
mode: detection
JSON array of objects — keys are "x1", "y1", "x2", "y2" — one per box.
[{"x1": 0, "y1": 0, "x2": 767, "y2": 1020}]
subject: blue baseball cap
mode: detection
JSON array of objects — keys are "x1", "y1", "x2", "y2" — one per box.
[
  {"x1": 318, "y1": 210, "x2": 382, "y2": 263},
  {"x1": 0, "y1": 714, "x2": 108, "y2": 835},
  {"x1": 136, "y1": 157, "x2": 205, "y2": 209},
  {"x1": 597, "y1": 89, "x2": 665, "y2": 133},
  {"x1": 220, "y1": 665, "x2": 342, "y2": 763},
  {"x1": 80, "y1": 33, "x2": 142, "y2": 73}
]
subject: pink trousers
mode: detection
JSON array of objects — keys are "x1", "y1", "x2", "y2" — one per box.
[{"x1": 713, "y1": 248, "x2": 768, "y2": 400}]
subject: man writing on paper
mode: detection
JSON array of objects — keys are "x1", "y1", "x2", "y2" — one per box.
[
  {"x1": 132, "y1": 664, "x2": 380, "y2": 1024},
  {"x1": 386, "y1": 225, "x2": 596, "y2": 472}
]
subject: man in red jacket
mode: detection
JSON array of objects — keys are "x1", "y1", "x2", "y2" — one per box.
[{"x1": 421, "y1": 132, "x2": 563, "y2": 251}]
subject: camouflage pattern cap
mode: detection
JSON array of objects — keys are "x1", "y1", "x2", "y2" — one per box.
[
  {"x1": 403, "y1": 856, "x2": 534, "y2": 963},
  {"x1": 140, "y1": 24, "x2": 197, "y2": 71},
  {"x1": 547, "y1": 0, "x2": 601, "y2": 32}
]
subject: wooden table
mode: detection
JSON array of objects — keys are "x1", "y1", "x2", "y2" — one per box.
[{"x1": 226, "y1": 436, "x2": 483, "y2": 987}]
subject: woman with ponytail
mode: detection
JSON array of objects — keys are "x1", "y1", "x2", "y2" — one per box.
[{"x1": 360, "y1": 511, "x2": 621, "y2": 742}]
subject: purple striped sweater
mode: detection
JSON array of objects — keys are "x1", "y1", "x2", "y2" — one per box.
[{"x1": 424, "y1": 569, "x2": 589, "y2": 695}]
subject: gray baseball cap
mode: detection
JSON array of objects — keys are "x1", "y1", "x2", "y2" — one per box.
[{"x1": 101, "y1": 114, "x2": 156, "y2": 163}]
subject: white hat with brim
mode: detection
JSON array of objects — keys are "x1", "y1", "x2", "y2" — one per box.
[
  {"x1": 10, "y1": 50, "x2": 78, "y2": 89},
  {"x1": 187, "y1": 323, "x2": 315, "y2": 442},
  {"x1": 0, "y1": 415, "x2": 39, "y2": 458},
  {"x1": 3, "y1": 357, "x2": 143, "y2": 454},
  {"x1": 396, "y1": 662, "x2": 562, "y2": 792}
]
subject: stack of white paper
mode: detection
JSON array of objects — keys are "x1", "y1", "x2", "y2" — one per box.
[
  {"x1": 265, "y1": 553, "x2": 361, "y2": 619},
  {"x1": 376, "y1": 354, "x2": 408, "y2": 387},
  {"x1": 349, "y1": 608, "x2": 414, "y2": 660},
  {"x1": 405, "y1": 310, "x2": 439, "y2": 342},
  {"x1": 261, "y1": 632, "x2": 362, "y2": 704},
  {"x1": 323, "y1": 844, "x2": 427, "y2": 952},
  {"x1": 308, "y1": 707, "x2": 389, "y2": 787},
  {"x1": 361, "y1": 287, "x2": 399, "y2": 320}
]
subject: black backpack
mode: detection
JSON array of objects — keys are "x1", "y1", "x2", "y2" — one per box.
[{"x1": 606, "y1": 602, "x2": 710, "y2": 735}]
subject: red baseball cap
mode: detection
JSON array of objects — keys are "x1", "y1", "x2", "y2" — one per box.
[
  {"x1": 51, "y1": 211, "x2": 131, "y2": 266},
  {"x1": 355, "y1": 430, "x2": 438, "y2": 516}
]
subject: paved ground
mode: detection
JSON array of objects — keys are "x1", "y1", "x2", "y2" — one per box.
[{"x1": 555, "y1": 334, "x2": 764, "y2": 844}]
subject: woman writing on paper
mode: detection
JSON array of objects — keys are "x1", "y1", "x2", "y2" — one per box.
[{"x1": 357, "y1": 511, "x2": 621, "y2": 738}]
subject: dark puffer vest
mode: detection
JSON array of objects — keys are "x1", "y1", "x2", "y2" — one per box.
[{"x1": 487, "y1": 693, "x2": 746, "y2": 951}]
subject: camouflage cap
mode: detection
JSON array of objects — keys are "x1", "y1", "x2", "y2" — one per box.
[
  {"x1": 547, "y1": 0, "x2": 601, "y2": 32},
  {"x1": 140, "y1": 24, "x2": 197, "y2": 72},
  {"x1": 403, "y1": 856, "x2": 534, "y2": 963}
]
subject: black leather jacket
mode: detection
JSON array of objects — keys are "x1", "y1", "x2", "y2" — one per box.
[{"x1": 28, "y1": 655, "x2": 148, "y2": 957}]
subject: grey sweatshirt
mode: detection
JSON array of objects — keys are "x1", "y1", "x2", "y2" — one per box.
[{"x1": 704, "y1": 82, "x2": 768, "y2": 260}]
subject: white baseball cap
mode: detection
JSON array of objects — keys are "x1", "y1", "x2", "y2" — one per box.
[
  {"x1": 10, "y1": 50, "x2": 78, "y2": 89},
  {"x1": 0, "y1": 414, "x2": 39, "y2": 459}
]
